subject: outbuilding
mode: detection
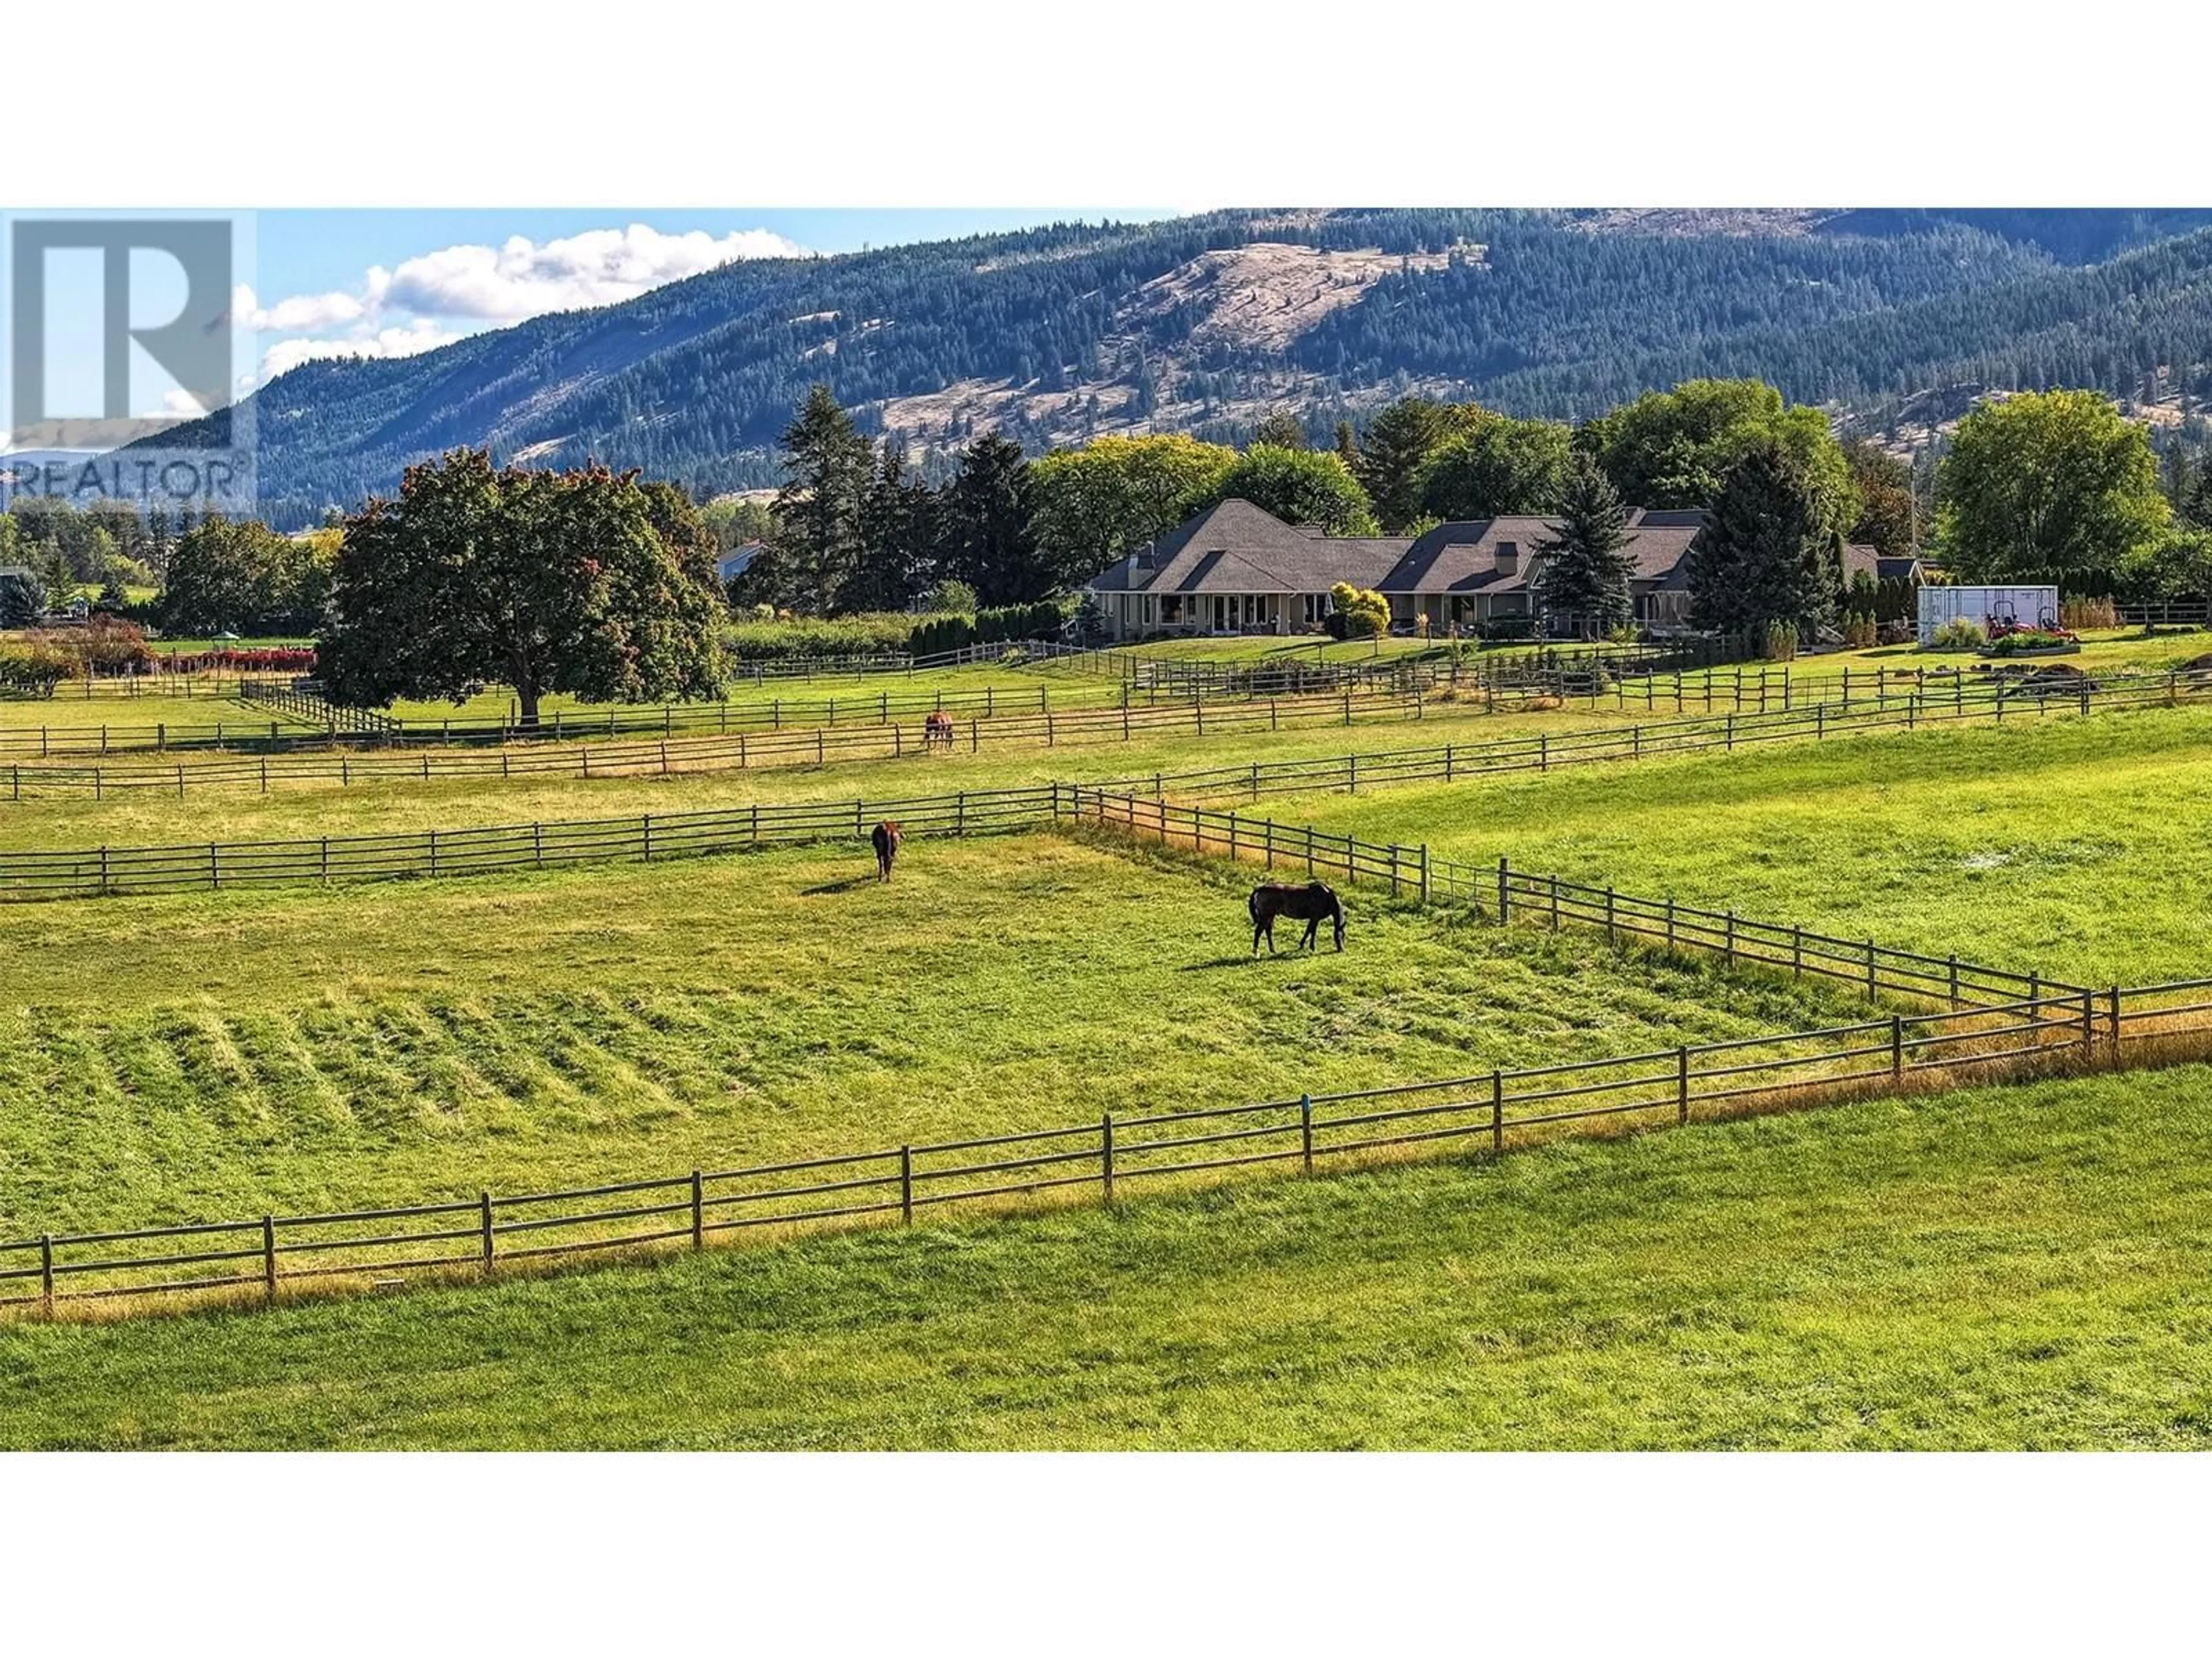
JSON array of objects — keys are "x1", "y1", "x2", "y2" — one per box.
[{"x1": 1917, "y1": 585, "x2": 2059, "y2": 647}]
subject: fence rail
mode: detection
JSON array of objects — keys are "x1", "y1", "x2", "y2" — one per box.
[
  {"x1": 11, "y1": 661, "x2": 2206, "y2": 804},
  {"x1": 5, "y1": 672, "x2": 2207, "y2": 906},
  {"x1": 1062, "y1": 789, "x2": 2079, "y2": 1010},
  {"x1": 13, "y1": 975, "x2": 2187, "y2": 1321}
]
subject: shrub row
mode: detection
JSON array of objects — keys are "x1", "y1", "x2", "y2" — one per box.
[
  {"x1": 909, "y1": 601, "x2": 1067, "y2": 657},
  {"x1": 727, "y1": 603, "x2": 1069, "y2": 664},
  {"x1": 0, "y1": 643, "x2": 80, "y2": 696}
]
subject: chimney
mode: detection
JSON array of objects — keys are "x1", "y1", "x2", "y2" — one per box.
[{"x1": 1495, "y1": 540, "x2": 1519, "y2": 576}]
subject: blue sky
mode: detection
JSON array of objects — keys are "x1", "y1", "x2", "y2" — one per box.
[
  {"x1": 235, "y1": 208, "x2": 1164, "y2": 388},
  {"x1": 4, "y1": 208, "x2": 1166, "y2": 441}
]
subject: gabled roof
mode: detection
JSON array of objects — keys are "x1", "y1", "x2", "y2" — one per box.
[
  {"x1": 1842, "y1": 543, "x2": 1925, "y2": 586},
  {"x1": 1085, "y1": 498, "x2": 1413, "y2": 595},
  {"x1": 1082, "y1": 499, "x2": 1711, "y2": 597},
  {"x1": 715, "y1": 540, "x2": 764, "y2": 582}
]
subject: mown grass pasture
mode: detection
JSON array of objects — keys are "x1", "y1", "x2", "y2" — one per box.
[
  {"x1": 1286, "y1": 703, "x2": 2212, "y2": 986},
  {"x1": 0, "y1": 832, "x2": 1859, "y2": 1239},
  {"x1": 7, "y1": 1062, "x2": 2211, "y2": 1449}
]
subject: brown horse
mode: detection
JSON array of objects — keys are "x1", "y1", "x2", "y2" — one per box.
[
  {"x1": 1249, "y1": 882, "x2": 1346, "y2": 955},
  {"x1": 923, "y1": 711, "x2": 956, "y2": 751},
  {"x1": 871, "y1": 820, "x2": 902, "y2": 881}
]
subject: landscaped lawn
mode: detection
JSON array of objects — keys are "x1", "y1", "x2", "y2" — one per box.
[
  {"x1": 7, "y1": 1060, "x2": 2210, "y2": 1449},
  {"x1": 1285, "y1": 701, "x2": 2212, "y2": 986},
  {"x1": 0, "y1": 832, "x2": 1857, "y2": 1239}
]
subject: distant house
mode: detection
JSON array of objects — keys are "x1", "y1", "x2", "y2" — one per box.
[
  {"x1": 715, "y1": 540, "x2": 764, "y2": 588},
  {"x1": 1080, "y1": 499, "x2": 1713, "y2": 640},
  {"x1": 1841, "y1": 543, "x2": 1926, "y2": 588}
]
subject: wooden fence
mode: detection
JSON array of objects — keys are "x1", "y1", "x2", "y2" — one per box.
[
  {"x1": 5, "y1": 670, "x2": 2207, "y2": 896},
  {"x1": 1063, "y1": 789, "x2": 2080, "y2": 1011},
  {"x1": 14, "y1": 977, "x2": 2202, "y2": 1321},
  {"x1": 9, "y1": 661, "x2": 2206, "y2": 804},
  {"x1": 10, "y1": 761, "x2": 2198, "y2": 1323}
]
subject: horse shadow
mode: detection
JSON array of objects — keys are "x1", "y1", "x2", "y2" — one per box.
[
  {"x1": 801, "y1": 874, "x2": 876, "y2": 896},
  {"x1": 1180, "y1": 953, "x2": 1272, "y2": 972}
]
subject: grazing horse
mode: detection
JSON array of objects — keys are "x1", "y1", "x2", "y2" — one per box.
[
  {"x1": 923, "y1": 711, "x2": 956, "y2": 751},
  {"x1": 1249, "y1": 881, "x2": 1347, "y2": 955},
  {"x1": 870, "y1": 820, "x2": 903, "y2": 881}
]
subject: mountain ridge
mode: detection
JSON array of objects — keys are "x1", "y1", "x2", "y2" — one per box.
[{"x1": 163, "y1": 207, "x2": 2212, "y2": 527}]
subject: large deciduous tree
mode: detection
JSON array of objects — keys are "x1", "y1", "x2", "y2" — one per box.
[
  {"x1": 1842, "y1": 438, "x2": 1919, "y2": 555},
  {"x1": 1683, "y1": 440, "x2": 1839, "y2": 645},
  {"x1": 320, "y1": 449, "x2": 724, "y2": 729},
  {"x1": 1207, "y1": 444, "x2": 1378, "y2": 536},
  {"x1": 1531, "y1": 453, "x2": 1637, "y2": 637},
  {"x1": 2120, "y1": 526, "x2": 2212, "y2": 608},
  {"x1": 1419, "y1": 415, "x2": 1574, "y2": 521},
  {"x1": 1578, "y1": 378, "x2": 1858, "y2": 541},
  {"x1": 160, "y1": 514, "x2": 328, "y2": 635},
  {"x1": 1028, "y1": 433, "x2": 1235, "y2": 586},
  {"x1": 1935, "y1": 390, "x2": 2170, "y2": 578}
]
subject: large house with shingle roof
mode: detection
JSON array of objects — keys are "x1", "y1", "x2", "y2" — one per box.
[{"x1": 1081, "y1": 499, "x2": 1724, "y2": 640}]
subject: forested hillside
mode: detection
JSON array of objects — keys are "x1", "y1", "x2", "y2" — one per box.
[{"x1": 162, "y1": 207, "x2": 2212, "y2": 527}]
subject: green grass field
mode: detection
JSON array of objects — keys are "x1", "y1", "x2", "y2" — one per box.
[
  {"x1": 0, "y1": 696, "x2": 1631, "y2": 850},
  {"x1": 7, "y1": 1061, "x2": 2209, "y2": 1449},
  {"x1": 0, "y1": 694, "x2": 315, "y2": 734},
  {"x1": 383, "y1": 661, "x2": 1127, "y2": 724},
  {"x1": 0, "y1": 832, "x2": 1855, "y2": 1238},
  {"x1": 1289, "y1": 702, "x2": 2212, "y2": 987}
]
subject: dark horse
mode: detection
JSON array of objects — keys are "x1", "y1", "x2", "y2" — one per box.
[
  {"x1": 871, "y1": 820, "x2": 902, "y2": 881},
  {"x1": 1249, "y1": 882, "x2": 1346, "y2": 955}
]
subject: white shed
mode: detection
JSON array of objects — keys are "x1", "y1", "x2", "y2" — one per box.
[{"x1": 1918, "y1": 585, "x2": 2059, "y2": 647}]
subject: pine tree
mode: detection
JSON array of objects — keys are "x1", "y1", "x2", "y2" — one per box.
[
  {"x1": 771, "y1": 385, "x2": 874, "y2": 612},
  {"x1": 1351, "y1": 399, "x2": 1463, "y2": 532},
  {"x1": 850, "y1": 438, "x2": 935, "y2": 612},
  {"x1": 939, "y1": 433, "x2": 1042, "y2": 604},
  {"x1": 2186, "y1": 464, "x2": 2212, "y2": 531},
  {"x1": 1253, "y1": 408, "x2": 1307, "y2": 449},
  {"x1": 1683, "y1": 441, "x2": 1839, "y2": 645},
  {"x1": 1532, "y1": 453, "x2": 1636, "y2": 638}
]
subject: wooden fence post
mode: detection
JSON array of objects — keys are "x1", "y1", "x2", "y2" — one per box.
[
  {"x1": 1300, "y1": 1094, "x2": 1314, "y2": 1175},
  {"x1": 263, "y1": 1215, "x2": 278, "y2": 1304},
  {"x1": 1490, "y1": 1070, "x2": 1504, "y2": 1156},
  {"x1": 1891, "y1": 1016, "x2": 1904, "y2": 1081},
  {"x1": 479, "y1": 1192, "x2": 495, "y2": 1275},
  {"x1": 1677, "y1": 1046, "x2": 1690, "y2": 1126},
  {"x1": 1101, "y1": 1114, "x2": 1115, "y2": 1203},
  {"x1": 40, "y1": 1234, "x2": 54, "y2": 1318},
  {"x1": 1791, "y1": 925, "x2": 1802, "y2": 977},
  {"x1": 1418, "y1": 844, "x2": 1430, "y2": 904},
  {"x1": 1605, "y1": 886, "x2": 1616, "y2": 946},
  {"x1": 2080, "y1": 989, "x2": 2094, "y2": 1057},
  {"x1": 692, "y1": 1170, "x2": 706, "y2": 1249},
  {"x1": 2108, "y1": 986, "x2": 2123, "y2": 1050},
  {"x1": 1497, "y1": 857, "x2": 1510, "y2": 924},
  {"x1": 1866, "y1": 940, "x2": 1877, "y2": 1001}
]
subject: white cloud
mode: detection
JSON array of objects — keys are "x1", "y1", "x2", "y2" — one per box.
[
  {"x1": 234, "y1": 282, "x2": 367, "y2": 334},
  {"x1": 240, "y1": 222, "x2": 806, "y2": 387},
  {"x1": 260, "y1": 321, "x2": 465, "y2": 382},
  {"x1": 382, "y1": 224, "x2": 805, "y2": 321}
]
